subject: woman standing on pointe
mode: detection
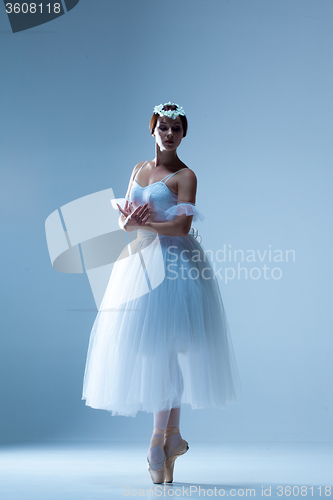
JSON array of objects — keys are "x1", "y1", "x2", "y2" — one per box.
[{"x1": 82, "y1": 102, "x2": 241, "y2": 484}]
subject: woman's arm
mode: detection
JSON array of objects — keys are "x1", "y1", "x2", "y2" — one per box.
[
  {"x1": 141, "y1": 215, "x2": 193, "y2": 237},
  {"x1": 118, "y1": 162, "x2": 145, "y2": 231}
]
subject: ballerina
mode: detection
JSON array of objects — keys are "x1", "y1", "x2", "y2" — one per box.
[{"x1": 82, "y1": 102, "x2": 240, "y2": 484}]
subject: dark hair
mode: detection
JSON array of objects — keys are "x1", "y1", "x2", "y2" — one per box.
[{"x1": 150, "y1": 104, "x2": 188, "y2": 138}]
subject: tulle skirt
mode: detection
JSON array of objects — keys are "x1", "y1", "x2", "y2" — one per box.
[{"x1": 82, "y1": 228, "x2": 241, "y2": 417}]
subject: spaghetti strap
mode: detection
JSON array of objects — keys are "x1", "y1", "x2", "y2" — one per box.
[
  {"x1": 134, "y1": 161, "x2": 147, "y2": 181},
  {"x1": 160, "y1": 168, "x2": 188, "y2": 184}
]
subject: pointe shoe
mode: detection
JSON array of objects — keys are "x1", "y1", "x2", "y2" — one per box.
[
  {"x1": 164, "y1": 426, "x2": 189, "y2": 483},
  {"x1": 147, "y1": 428, "x2": 166, "y2": 484}
]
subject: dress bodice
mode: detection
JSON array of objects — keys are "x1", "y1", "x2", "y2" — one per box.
[
  {"x1": 129, "y1": 161, "x2": 183, "y2": 222},
  {"x1": 111, "y1": 161, "x2": 205, "y2": 223}
]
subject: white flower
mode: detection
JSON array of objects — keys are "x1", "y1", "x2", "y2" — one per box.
[{"x1": 153, "y1": 102, "x2": 186, "y2": 119}]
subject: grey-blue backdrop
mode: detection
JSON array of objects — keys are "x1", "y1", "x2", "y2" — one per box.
[{"x1": 1, "y1": 0, "x2": 332, "y2": 443}]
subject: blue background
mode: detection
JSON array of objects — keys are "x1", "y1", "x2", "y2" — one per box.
[{"x1": 1, "y1": 0, "x2": 332, "y2": 443}]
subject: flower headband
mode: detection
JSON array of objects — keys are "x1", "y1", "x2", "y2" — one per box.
[{"x1": 153, "y1": 102, "x2": 186, "y2": 120}]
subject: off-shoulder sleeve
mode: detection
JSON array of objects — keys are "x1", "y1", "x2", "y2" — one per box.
[
  {"x1": 165, "y1": 202, "x2": 205, "y2": 222},
  {"x1": 111, "y1": 197, "x2": 130, "y2": 211}
]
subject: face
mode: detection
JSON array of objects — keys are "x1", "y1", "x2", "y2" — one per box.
[{"x1": 153, "y1": 116, "x2": 184, "y2": 151}]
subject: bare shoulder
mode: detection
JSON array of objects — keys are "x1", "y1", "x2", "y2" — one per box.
[
  {"x1": 179, "y1": 166, "x2": 197, "y2": 185},
  {"x1": 130, "y1": 161, "x2": 147, "y2": 180},
  {"x1": 177, "y1": 166, "x2": 198, "y2": 201}
]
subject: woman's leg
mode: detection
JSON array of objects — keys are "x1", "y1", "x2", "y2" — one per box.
[
  {"x1": 147, "y1": 409, "x2": 171, "y2": 469},
  {"x1": 163, "y1": 353, "x2": 184, "y2": 458},
  {"x1": 153, "y1": 409, "x2": 172, "y2": 430},
  {"x1": 148, "y1": 353, "x2": 184, "y2": 467},
  {"x1": 166, "y1": 406, "x2": 181, "y2": 428},
  {"x1": 147, "y1": 406, "x2": 183, "y2": 465},
  {"x1": 164, "y1": 406, "x2": 182, "y2": 459}
]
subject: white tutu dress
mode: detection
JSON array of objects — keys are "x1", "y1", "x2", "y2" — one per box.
[{"x1": 82, "y1": 162, "x2": 241, "y2": 417}]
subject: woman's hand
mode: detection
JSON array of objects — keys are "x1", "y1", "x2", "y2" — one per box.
[
  {"x1": 118, "y1": 202, "x2": 150, "y2": 231},
  {"x1": 116, "y1": 199, "x2": 133, "y2": 218}
]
